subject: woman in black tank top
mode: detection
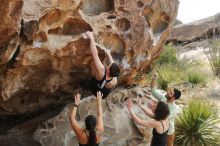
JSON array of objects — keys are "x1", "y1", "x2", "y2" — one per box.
[
  {"x1": 89, "y1": 68, "x2": 113, "y2": 99},
  {"x1": 70, "y1": 92, "x2": 104, "y2": 146},
  {"x1": 127, "y1": 99, "x2": 170, "y2": 146},
  {"x1": 151, "y1": 120, "x2": 168, "y2": 146}
]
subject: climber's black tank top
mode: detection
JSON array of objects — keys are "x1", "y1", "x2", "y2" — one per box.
[
  {"x1": 89, "y1": 68, "x2": 112, "y2": 99},
  {"x1": 151, "y1": 121, "x2": 168, "y2": 146}
]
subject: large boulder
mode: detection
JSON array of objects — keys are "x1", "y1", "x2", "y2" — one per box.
[
  {"x1": 0, "y1": 0, "x2": 23, "y2": 74},
  {"x1": 168, "y1": 13, "x2": 220, "y2": 43},
  {"x1": 33, "y1": 86, "x2": 154, "y2": 146},
  {"x1": 0, "y1": 0, "x2": 179, "y2": 133}
]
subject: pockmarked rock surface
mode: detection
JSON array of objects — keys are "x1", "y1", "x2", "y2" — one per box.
[
  {"x1": 33, "y1": 86, "x2": 155, "y2": 146},
  {"x1": 0, "y1": 0, "x2": 179, "y2": 113},
  {"x1": 0, "y1": 0, "x2": 179, "y2": 145},
  {"x1": 0, "y1": 0, "x2": 23, "y2": 68}
]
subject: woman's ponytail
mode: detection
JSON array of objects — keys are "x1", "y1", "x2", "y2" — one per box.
[
  {"x1": 85, "y1": 115, "x2": 97, "y2": 146},
  {"x1": 88, "y1": 128, "x2": 96, "y2": 146}
]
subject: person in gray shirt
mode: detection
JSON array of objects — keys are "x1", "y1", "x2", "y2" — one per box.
[{"x1": 150, "y1": 74, "x2": 181, "y2": 146}]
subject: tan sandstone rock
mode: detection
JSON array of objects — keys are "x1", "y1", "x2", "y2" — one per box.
[
  {"x1": 0, "y1": 0, "x2": 179, "y2": 116},
  {"x1": 33, "y1": 86, "x2": 154, "y2": 146},
  {"x1": 0, "y1": 1, "x2": 179, "y2": 145},
  {"x1": 0, "y1": 0, "x2": 23, "y2": 69},
  {"x1": 168, "y1": 13, "x2": 220, "y2": 43}
]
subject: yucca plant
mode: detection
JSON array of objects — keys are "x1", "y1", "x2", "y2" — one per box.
[{"x1": 175, "y1": 98, "x2": 220, "y2": 146}]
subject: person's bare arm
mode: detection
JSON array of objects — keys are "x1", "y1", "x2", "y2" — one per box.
[
  {"x1": 150, "y1": 73, "x2": 157, "y2": 89},
  {"x1": 106, "y1": 49, "x2": 114, "y2": 65},
  {"x1": 137, "y1": 97, "x2": 155, "y2": 118},
  {"x1": 96, "y1": 91, "x2": 104, "y2": 133},
  {"x1": 150, "y1": 73, "x2": 167, "y2": 101},
  {"x1": 130, "y1": 111, "x2": 155, "y2": 128},
  {"x1": 70, "y1": 94, "x2": 82, "y2": 137},
  {"x1": 139, "y1": 105, "x2": 155, "y2": 118},
  {"x1": 85, "y1": 31, "x2": 105, "y2": 77},
  {"x1": 127, "y1": 99, "x2": 155, "y2": 128},
  {"x1": 105, "y1": 77, "x2": 117, "y2": 88}
]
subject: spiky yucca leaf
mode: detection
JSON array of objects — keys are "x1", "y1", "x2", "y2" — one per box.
[{"x1": 176, "y1": 98, "x2": 220, "y2": 146}]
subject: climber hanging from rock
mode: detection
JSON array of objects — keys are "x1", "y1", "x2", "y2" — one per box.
[{"x1": 80, "y1": 31, "x2": 120, "y2": 99}]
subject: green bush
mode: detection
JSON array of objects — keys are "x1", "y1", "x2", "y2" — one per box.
[
  {"x1": 156, "y1": 45, "x2": 179, "y2": 65},
  {"x1": 157, "y1": 78, "x2": 170, "y2": 90},
  {"x1": 176, "y1": 98, "x2": 220, "y2": 146},
  {"x1": 153, "y1": 44, "x2": 208, "y2": 86},
  {"x1": 155, "y1": 44, "x2": 188, "y2": 85},
  {"x1": 155, "y1": 64, "x2": 187, "y2": 84},
  {"x1": 187, "y1": 71, "x2": 206, "y2": 85}
]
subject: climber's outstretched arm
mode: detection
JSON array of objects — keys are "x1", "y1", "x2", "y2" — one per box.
[
  {"x1": 85, "y1": 31, "x2": 105, "y2": 78},
  {"x1": 106, "y1": 49, "x2": 114, "y2": 65}
]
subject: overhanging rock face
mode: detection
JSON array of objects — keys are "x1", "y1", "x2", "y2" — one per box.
[{"x1": 0, "y1": 0, "x2": 179, "y2": 114}]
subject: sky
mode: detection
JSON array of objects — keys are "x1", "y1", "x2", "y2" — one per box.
[{"x1": 177, "y1": 0, "x2": 220, "y2": 23}]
